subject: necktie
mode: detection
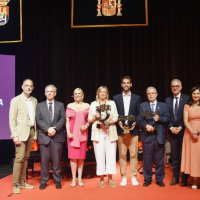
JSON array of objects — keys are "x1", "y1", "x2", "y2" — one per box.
[
  {"x1": 174, "y1": 97, "x2": 178, "y2": 122},
  {"x1": 151, "y1": 104, "x2": 155, "y2": 112},
  {"x1": 151, "y1": 104, "x2": 155, "y2": 125},
  {"x1": 49, "y1": 102, "x2": 53, "y2": 122}
]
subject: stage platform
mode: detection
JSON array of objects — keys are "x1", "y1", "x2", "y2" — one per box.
[{"x1": 0, "y1": 162, "x2": 200, "y2": 200}]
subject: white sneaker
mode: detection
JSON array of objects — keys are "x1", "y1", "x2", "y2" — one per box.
[
  {"x1": 191, "y1": 185, "x2": 197, "y2": 190},
  {"x1": 131, "y1": 178, "x2": 139, "y2": 186},
  {"x1": 120, "y1": 178, "x2": 127, "y2": 186}
]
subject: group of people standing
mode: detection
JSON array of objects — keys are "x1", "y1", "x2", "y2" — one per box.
[{"x1": 9, "y1": 76, "x2": 200, "y2": 194}]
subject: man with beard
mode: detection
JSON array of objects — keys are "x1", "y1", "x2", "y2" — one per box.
[
  {"x1": 113, "y1": 76, "x2": 141, "y2": 186},
  {"x1": 9, "y1": 79, "x2": 37, "y2": 194}
]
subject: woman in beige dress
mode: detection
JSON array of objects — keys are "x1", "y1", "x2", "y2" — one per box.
[{"x1": 181, "y1": 86, "x2": 200, "y2": 190}]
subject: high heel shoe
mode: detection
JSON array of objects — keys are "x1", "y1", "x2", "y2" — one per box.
[
  {"x1": 78, "y1": 182, "x2": 84, "y2": 187},
  {"x1": 191, "y1": 185, "x2": 197, "y2": 190},
  {"x1": 70, "y1": 183, "x2": 76, "y2": 188}
]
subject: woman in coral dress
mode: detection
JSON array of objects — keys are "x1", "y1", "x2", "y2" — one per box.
[
  {"x1": 181, "y1": 86, "x2": 200, "y2": 190},
  {"x1": 66, "y1": 88, "x2": 90, "y2": 187}
]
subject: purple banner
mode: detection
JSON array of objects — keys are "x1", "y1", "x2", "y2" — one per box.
[{"x1": 0, "y1": 54, "x2": 15, "y2": 140}]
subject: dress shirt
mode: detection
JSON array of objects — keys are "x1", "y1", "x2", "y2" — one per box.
[
  {"x1": 24, "y1": 96, "x2": 34, "y2": 126},
  {"x1": 122, "y1": 92, "x2": 131, "y2": 116},
  {"x1": 47, "y1": 100, "x2": 54, "y2": 121},
  {"x1": 173, "y1": 93, "x2": 181, "y2": 115},
  {"x1": 150, "y1": 101, "x2": 157, "y2": 111}
]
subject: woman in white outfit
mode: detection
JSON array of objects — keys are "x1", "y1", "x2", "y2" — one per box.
[{"x1": 88, "y1": 86, "x2": 118, "y2": 188}]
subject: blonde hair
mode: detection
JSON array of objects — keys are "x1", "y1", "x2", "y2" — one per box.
[
  {"x1": 72, "y1": 88, "x2": 84, "y2": 101},
  {"x1": 95, "y1": 86, "x2": 110, "y2": 101},
  {"x1": 74, "y1": 88, "x2": 84, "y2": 95}
]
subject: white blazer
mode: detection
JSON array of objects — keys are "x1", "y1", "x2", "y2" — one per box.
[{"x1": 88, "y1": 100, "x2": 118, "y2": 142}]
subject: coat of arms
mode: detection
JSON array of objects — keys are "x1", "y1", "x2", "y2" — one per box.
[
  {"x1": 0, "y1": 0, "x2": 10, "y2": 26},
  {"x1": 97, "y1": 0, "x2": 122, "y2": 17}
]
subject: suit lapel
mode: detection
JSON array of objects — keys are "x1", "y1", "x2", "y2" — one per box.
[
  {"x1": 169, "y1": 96, "x2": 174, "y2": 112},
  {"x1": 156, "y1": 102, "x2": 161, "y2": 113},
  {"x1": 31, "y1": 97, "x2": 36, "y2": 119},
  {"x1": 177, "y1": 94, "x2": 184, "y2": 117},
  {"x1": 53, "y1": 100, "x2": 57, "y2": 123},
  {"x1": 119, "y1": 94, "x2": 125, "y2": 116},
  {"x1": 44, "y1": 101, "x2": 52, "y2": 124},
  {"x1": 128, "y1": 93, "x2": 134, "y2": 115},
  {"x1": 146, "y1": 102, "x2": 151, "y2": 111},
  {"x1": 178, "y1": 94, "x2": 184, "y2": 111},
  {"x1": 20, "y1": 93, "x2": 29, "y2": 117}
]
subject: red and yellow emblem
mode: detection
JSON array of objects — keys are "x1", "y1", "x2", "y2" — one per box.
[
  {"x1": 0, "y1": 0, "x2": 10, "y2": 26},
  {"x1": 97, "y1": 0, "x2": 122, "y2": 17}
]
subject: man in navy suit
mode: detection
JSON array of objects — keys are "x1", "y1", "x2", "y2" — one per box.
[
  {"x1": 113, "y1": 76, "x2": 141, "y2": 186},
  {"x1": 165, "y1": 79, "x2": 189, "y2": 186},
  {"x1": 36, "y1": 84, "x2": 66, "y2": 190},
  {"x1": 138, "y1": 87, "x2": 170, "y2": 187}
]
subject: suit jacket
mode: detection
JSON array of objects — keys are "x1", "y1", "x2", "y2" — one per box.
[
  {"x1": 88, "y1": 100, "x2": 118, "y2": 142},
  {"x1": 113, "y1": 93, "x2": 141, "y2": 136},
  {"x1": 137, "y1": 101, "x2": 170, "y2": 144},
  {"x1": 165, "y1": 94, "x2": 189, "y2": 129},
  {"x1": 9, "y1": 93, "x2": 38, "y2": 141},
  {"x1": 36, "y1": 100, "x2": 66, "y2": 145}
]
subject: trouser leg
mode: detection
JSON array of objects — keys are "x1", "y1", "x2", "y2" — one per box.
[
  {"x1": 118, "y1": 136, "x2": 128, "y2": 178},
  {"x1": 129, "y1": 135, "x2": 138, "y2": 178},
  {"x1": 143, "y1": 136, "x2": 155, "y2": 182},
  {"x1": 154, "y1": 139, "x2": 165, "y2": 182},
  {"x1": 105, "y1": 134, "x2": 117, "y2": 174},
  {"x1": 40, "y1": 143, "x2": 51, "y2": 184},
  {"x1": 20, "y1": 129, "x2": 35, "y2": 182},
  {"x1": 50, "y1": 140, "x2": 63, "y2": 183},
  {"x1": 13, "y1": 142, "x2": 26, "y2": 185},
  {"x1": 93, "y1": 131, "x2": 106, "y2": 175}
]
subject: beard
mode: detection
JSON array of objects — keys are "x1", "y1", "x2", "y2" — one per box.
[
  {"x1": 123, "y1": 87, "x2": 130, "y2": 92},
  {"x1": 24, "y1": 89, "x2": 32, "y2": 95}
]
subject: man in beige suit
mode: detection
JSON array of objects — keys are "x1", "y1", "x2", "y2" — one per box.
[{"x1": 9, "y1": 79, "x2": 37, "y2": 194}]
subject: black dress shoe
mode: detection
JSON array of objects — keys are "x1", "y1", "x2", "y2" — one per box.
[
  {"x1": 170, "y1": 178, "x2": 179, "y2": 186},
  {"x1": 56, "y1": 182, "x2": 62, "y2": 189},
  {"x1": 156, "y1": 181, "x2": 165, "y2": 187},
  {"x1": 143, "y1": 181, "x2": 151, "y2": 187},
  {"x1": 180, "y1": 181, "x2": 188, "y2": 187},
  {"x1": 39, "y1": 183, "x2": 46, "y2": 190}
]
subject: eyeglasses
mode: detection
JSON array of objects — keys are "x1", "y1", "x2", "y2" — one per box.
[
  {"x1": 171, "y1": 85, "x2": 180, "y2": 88},
  {"x1": 23, "y1": 84, "x2": 33, "y2": 88},
  {"x1": 147, "y1": 93, "x2": 156, "y2": 95},
  {"x1": 45, "y1": 91, "x2": 56, "y2": 93}
]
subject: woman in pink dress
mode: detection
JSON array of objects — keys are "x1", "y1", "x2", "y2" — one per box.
[
  {"x1": 66, "y1": 88, "x2": 90, "y2": 187},
  {"x1": 181, "y1": 86, "x2": 200, "y2": 190}
]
